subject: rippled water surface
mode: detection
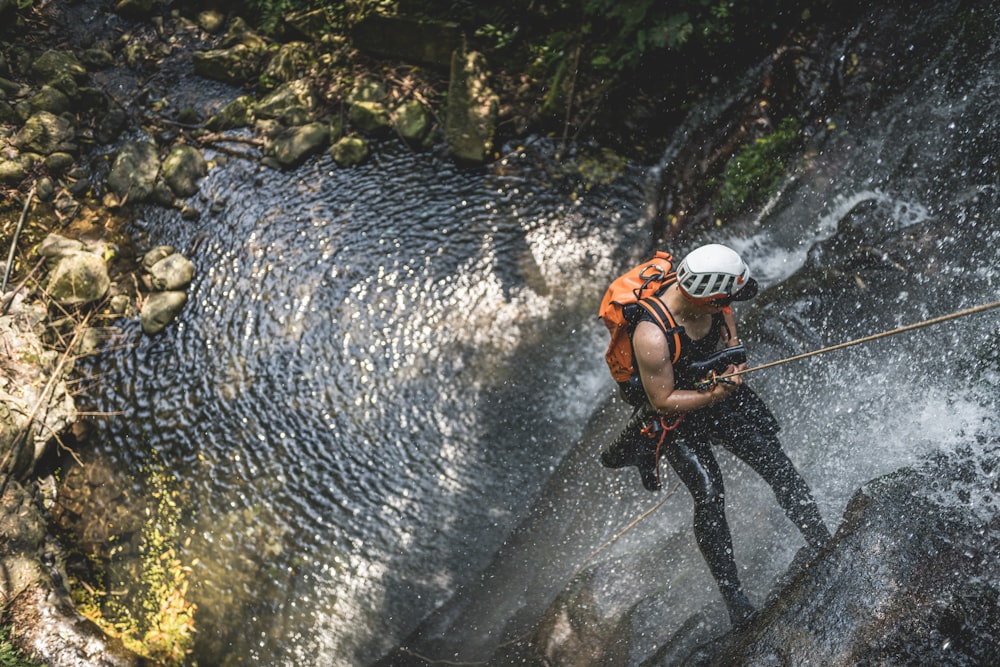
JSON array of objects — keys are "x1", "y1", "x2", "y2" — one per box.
[
  {"x1": 83, "y1": 142, "x2": 653, "y2": 663},
  {"x1": 75, "y1": 4, "x2": 1000, "y2": 664}
]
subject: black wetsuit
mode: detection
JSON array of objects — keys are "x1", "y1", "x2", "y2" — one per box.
[{"x1": 601, "y1": 309, "x2": 831, "y2": 624}]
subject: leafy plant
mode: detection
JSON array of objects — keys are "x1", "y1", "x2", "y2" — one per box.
[
  {"x1": 583, "y1": 0, "x2": 737, "y2": 70},
  {"x1": 0, "y1": 625, "x2": 43, "y2": 667}
]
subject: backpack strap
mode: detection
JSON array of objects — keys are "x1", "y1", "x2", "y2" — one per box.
[{"x1": 636, "y1": 296, "x2": 682, "y2": 365}]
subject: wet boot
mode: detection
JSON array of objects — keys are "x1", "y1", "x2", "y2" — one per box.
[
  {"x1": 724, "y1": 590, "x2": 758, "y2": 631},
  {"x1": 800, "y1": 516, "x2": 833, "y2": 552}
]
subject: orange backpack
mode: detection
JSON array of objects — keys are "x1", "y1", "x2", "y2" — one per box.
[{"x1": 598, "y1": 251, "x2": 682, "y2": 383}]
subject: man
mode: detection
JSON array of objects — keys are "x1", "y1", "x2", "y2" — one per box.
[{"x1": 601, "y1": 243, "x2": 832, "y2": 629}]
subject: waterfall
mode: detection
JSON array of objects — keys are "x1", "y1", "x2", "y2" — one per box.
[{"x1": 388, "y1": 2, "x2": 1000, "y2": 663}]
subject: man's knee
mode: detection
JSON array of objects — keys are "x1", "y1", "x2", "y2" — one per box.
[{"x1": 691, "y1": 483, "x2": 726, "y2": 509}]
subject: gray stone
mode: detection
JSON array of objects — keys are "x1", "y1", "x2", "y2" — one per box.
[
  {"x1": 206, "y1": 95, "x2": 255, "y2": 131},
  {"x1": 279, "y1": 106, "x2": 310, "y2": 127},
  {"x1": 0, "y1": 100, "x2": 16, "y2": 125},
  {"x1": 46, "y1": 73, "x2": 78, "y2": 100},
  {"x1": 221, "y1": 16, "x2": 268, "y2": 50},
  {"x1": 270, "y1": 122, "x2": 329, "y2": 168},
  {"x1": 44, "y1": 152, "x2": 75, "y2": 174},
  {"x1": 68, "y1": 177, "x2": 91, "y2": 197},
  {"x1": 162, "y1": 144, "x2": 207, "y2": 197},
  {"x1": 14, "y1": 111, "x2": 76, "y2": 155},
  {"x1": 148, "y1": 253, "x2": 195, "y2": 291},
  {"x1": 260, "y1": 42, "x2": 315, "y2": 90},
  {"x1": 0, "y1": 155, "x2": 31, "y2": 185},
  {"x1": 37, "y1": 234, "x2": 84, "y2": 260},
  {"x1": 107, "y1": 140, "x2": 160, "y2": 203},
  {"x1": 46, "y1": 253, "x2": 111, "y2": 306},
  {"x1": 151, "y1": 180, "x2": 176, "y2": 207},
  {"x1": 394, "y1": 99, "x2": 433, "y2": 144},
  {"x1": 254, "y1": 78, "x2": 317, "y2": 120},
  {"x1": 140, "y1": 291, "x2": 188, "y2": 334},
  {"x1": 35, "y1": 177, "x2": 55, "y2": 202},
  {"x1": 141, "y1": 245, "x2": 175, "y2": 271},
  {"x1": 28, "y1": 85, "x2": 70, "y2": 115},
  {"x1": 348, "y1": 100, "x2": 391, "y2": 135},
  {"x1": 95, "y1": 107, "x2": 128, "y2": 144},
  {"x1": 29, "y1": 50, "x2": 87, "y2": 85},
  {"x1": 0, "y1": 76, "x2": 22, "y2": 96},
  {"x1": 197, "y1": 9, "x2": 226, "y2": 34},
  {"x1": 192, "y1": 45, "x2": 262, "y2": 86},
  {"x1": 81, "y1": 48, "x2": 115, "y2": 70},
  {"x1": 114, "y1": 0, "x2": 156, "y2": 19}
]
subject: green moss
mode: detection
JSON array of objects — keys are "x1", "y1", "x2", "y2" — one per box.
[
  {"x1": 69, "y1": 462, "x2": 196, "y2": 666},
  {"x1": 710, "y1": 117, "x2": 802, "y2": 216}
]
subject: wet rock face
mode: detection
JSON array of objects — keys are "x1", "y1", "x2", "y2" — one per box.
[
  {"x1": 709, "y1": 443, "x2": 1000, "y2": 667},
  {"x1": 505, "y1": 441, "x2": 1000, "y2": 667}
]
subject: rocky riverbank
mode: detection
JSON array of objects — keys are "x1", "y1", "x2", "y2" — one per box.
[{"x1": 0, "y1": 0, "x2": 575, "y2": 661}]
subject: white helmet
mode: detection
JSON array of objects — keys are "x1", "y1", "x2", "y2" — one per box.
[{"x1": 676, "y1": 244, "x2": 758, "y2": 302}]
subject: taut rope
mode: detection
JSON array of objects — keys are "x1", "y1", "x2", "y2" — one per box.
[{"x1": 719, "y1": 299, "x2": 1000, "y2": 382}]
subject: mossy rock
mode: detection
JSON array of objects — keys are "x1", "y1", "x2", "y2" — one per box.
[
  {"x1": 206, "y1": 95, "x2": 255, "y2": 131},
  {"x1": 162, "y1": 144, "x2": 207, "y2": 197},
  {"x1": 46, "y1": 253, "x2": 111, "y2": 306},
  {"x1": 329, "y1": 136, "x2": 369, "y2": 166},
  {"x1": 394, "y1": 99, "x2": 433, "y2": 145},
  {"x1": 348, "y1": 100, "x2": 391, "y2": 136}
]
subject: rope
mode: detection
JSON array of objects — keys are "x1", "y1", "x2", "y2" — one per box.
[{"x1": 719, "y1": 299, "x2": 1000, "y2": 382}]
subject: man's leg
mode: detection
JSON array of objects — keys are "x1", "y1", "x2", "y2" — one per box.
[
  {"x1": 661, "y1": 435, "x2": 756, "y2": 628},
  {"x1": 727, "y1": 431, "x2": 832, "y2": 550},
  {"x1": 601, "y1": 405, "x2": 663, "y2": 491}
]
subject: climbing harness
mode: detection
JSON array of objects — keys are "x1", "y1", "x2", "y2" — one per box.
[{"x1": 714, "y1": 299, "x2": 1000, "y2": 384}]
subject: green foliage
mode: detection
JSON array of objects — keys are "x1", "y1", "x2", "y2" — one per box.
[
  {"x1": 0, "y1": 626, "x2": 43, "y2": 667},
  {"x1": 711, "y1": 117, "x2": 802, "y2": 215},
  {"x1": 241, "y1": 0, "x2": 397, "y2": 34},
  {"x1": 580, "y1": 0, "x2": 835, "y2": 72},
  {"x1": 583, "y1": 0, "x2": 738, "y2": 70}
]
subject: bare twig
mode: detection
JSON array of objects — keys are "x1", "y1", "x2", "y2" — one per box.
[
  {"x1": 0, "y1": 309, "x2": 93, "y2": 498},
  {"x1": 0, "y1": 257, "x2": 45, "y2": 317},
  {"x1": 559, "y1": 44, "x2": 582, "y2": 155},
  {"x1": 2, "y1": 186, "x2": 35, "y2": 294}
]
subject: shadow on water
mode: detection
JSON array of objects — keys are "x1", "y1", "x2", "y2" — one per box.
[{"x1": 78, "y1": 139, "x2": 656, "y2": 664}]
